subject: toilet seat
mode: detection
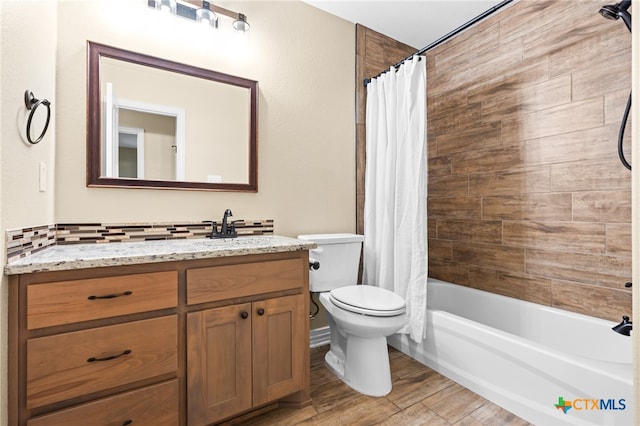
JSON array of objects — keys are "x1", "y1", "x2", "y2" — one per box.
[{"x1": 329, "y1": 285, "x2": 406, "y2": 317}]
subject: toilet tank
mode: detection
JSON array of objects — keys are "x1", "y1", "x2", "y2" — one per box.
[{"x1": 297, "y1": 233, "x2": 364, "y2": 292}]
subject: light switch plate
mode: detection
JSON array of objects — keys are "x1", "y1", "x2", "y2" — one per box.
[{"x1": 39, "y1": 162, "x2": 46, "y2": 192}]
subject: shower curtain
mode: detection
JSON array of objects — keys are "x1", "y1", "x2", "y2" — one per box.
[{"x1": 363, "y1": 57, "x2": 427, "y2": 342}]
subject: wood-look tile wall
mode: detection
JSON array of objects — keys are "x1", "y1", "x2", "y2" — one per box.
[
  {"x1": 356, "y1": 0, "x2": 632, "y2": 321},
  {"x1": 355, "y1": 25, "x2": 416, "y2": 235}
]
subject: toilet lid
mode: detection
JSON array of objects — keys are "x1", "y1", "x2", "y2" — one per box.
[{"x1": 329, "y1": 285, "x2": 406, "y2": 316}]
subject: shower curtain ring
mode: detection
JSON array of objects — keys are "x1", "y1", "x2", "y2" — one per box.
[{"x1": 24, "y1": 90, "x2": 51, "y2": 145}]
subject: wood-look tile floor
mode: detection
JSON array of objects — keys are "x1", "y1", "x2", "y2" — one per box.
[{"x1": 234, "y1": 345, "x2": 533, "y2": 426}]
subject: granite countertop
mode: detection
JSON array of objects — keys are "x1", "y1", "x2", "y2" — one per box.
[{"x1": 4, "y1": 235, "x2": 316, "y2": 275}]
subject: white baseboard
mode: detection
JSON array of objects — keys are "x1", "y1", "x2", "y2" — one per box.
[{"x1": 310, "y1": 326, "x2": 330, "y2": 348}]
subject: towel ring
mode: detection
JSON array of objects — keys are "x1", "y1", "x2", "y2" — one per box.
[{"x1": 24, "y1": 90, "x2": 51, "y2": 145}]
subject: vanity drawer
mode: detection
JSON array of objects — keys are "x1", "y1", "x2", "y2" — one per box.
[
  {"x1": 27, "y1": 271, "x2": 177, "y2": 329},
  {"x1": 26, "y1": 315, "x2": 178, "y2": 409},
  {"x1": 187, "y1": 258, "x2": 304, "y2": 305},
  {"x1": 27, "y1": 380, "x2": 179, "y2": 426}
]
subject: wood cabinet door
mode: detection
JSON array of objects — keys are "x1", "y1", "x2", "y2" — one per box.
[
  {"x1": 252, "y1": 294, "x2": 305, "y2": 406},
  {"x1": 187, "y1": 304, "x2": 252, "y2": 426}
]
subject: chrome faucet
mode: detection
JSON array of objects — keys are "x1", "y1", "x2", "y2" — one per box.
[{"x1": 210, "y1": 209, "x2": 238, "y2": 239}]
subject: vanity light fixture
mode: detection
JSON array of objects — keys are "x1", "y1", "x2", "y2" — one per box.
[
  {"x1": 196, "y1": 1, "x2": 217, "y2": 27},
  {"x1": 157, "y1": 0, "x2": 176, "y2": 14},
  {"x1": 233, "y1": 13, "x2": 250, "y2": 32},
  {"x1": 149, "y1": 0, "x2": 249, "y2": 32}
]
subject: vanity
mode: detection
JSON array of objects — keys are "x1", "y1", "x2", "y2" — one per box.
[{"x1": 5, "y1": 236, "x2": 315, "y2": 426}]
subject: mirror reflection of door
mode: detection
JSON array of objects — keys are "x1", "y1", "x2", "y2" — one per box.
[
  {"x1": 119, "y1": 109, "x2": 176, "y2": 180},
  {"x1": 104, "y1": 81, "x2": 185, "y2": 180},
  {"x1": 117, "y1": 126, "x2": 144, "y2": 178}
]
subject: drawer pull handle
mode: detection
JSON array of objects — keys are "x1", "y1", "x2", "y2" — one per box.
[
  {"x1": 88, "y1": 291, "x2": 133, "y2": 300},
  {"x1": 257, "y1": 308, "x2": 265, "y2": 316},
  {"x1": 240, "y1": 311, "x2": 249, "y2": 319},
  {"x1": 122, "y1": 421, "x2": 133, "y2": 426},
  {"x1": 87, "y1": 349, "x2": 131, "y2": 363}
]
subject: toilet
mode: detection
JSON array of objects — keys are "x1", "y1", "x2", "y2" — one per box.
[{"x1": 298, "y1": 233, "x2": 407, "y2": 397}]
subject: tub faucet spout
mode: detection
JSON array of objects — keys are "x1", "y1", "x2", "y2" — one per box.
[{"x1": 612, "y1": 315, "x2": 632, "y2": 336}]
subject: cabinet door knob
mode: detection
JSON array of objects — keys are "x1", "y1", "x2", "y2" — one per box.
[
  {"x1": 257, "y1": 308, "x2": 265, "y2": 316},
  {"x1": 122, "y1": 420, "x2": 133, "y2": 426},
  {"x1": 240, "y1": 311, "x2": 249, "y2": 319}
]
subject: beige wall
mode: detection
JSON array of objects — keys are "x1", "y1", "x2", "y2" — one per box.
[
  {"x1": 0, "y1": 1, "x2": 354, "y2": 424},
  {"x1": 1, "y1": 1, "x2": 58, "y2": 425},
  {"x1": 55, "y1": 0, "x2": 355, "y2": 238},
  {"x1": 0, "y1": 1, "x2": 57, "y2": 227}
]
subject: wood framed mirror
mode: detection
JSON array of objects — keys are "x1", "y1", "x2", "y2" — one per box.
[{"x1": 87, "y1": 41, "x2": 258, "y2": 191}]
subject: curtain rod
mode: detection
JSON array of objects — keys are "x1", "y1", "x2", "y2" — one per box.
[{"x1": 363, "y1": 0, "x2": 514, "y2": 87}]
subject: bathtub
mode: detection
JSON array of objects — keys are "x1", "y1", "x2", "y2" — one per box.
[{"x1": 388, "y1": 278, "x2": 633, "y2": 426}]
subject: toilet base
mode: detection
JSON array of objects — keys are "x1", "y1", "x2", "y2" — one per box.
[
  {"x1": 324, "y1": 335, "x2": 392, "y2": 397},
  {"x1": 324, "y1": 349, "x2": 345, "y2": 378}
]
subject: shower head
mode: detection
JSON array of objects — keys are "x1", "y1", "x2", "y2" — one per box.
[
  {"x1": 612, "y1": 315, "x2": 632, "y2": 336},
  {"x1": 599, "y1": 1, "x2": 632, "y2": 31}
]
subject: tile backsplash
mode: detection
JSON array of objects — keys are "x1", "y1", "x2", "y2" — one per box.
[
  {"x1": 6, "y1": 225, "x2": 57, "y2": 264},
  {"x1": 6, "y1": 220, "x2": 273, "y2": 264}
]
